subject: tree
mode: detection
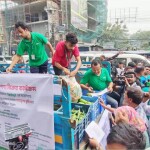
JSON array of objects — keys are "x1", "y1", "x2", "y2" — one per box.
[
  {"x1": 130, "y1": 31, "x2": 150, "y2": 50},
  {"x1": 98, "y1": 23, "x2": 129, "y2": 49}
]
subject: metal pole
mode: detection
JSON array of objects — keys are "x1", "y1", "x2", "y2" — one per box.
[
  {"x1": 4, "y1": 0, "x2": 9, "y2": 55},
  {"x1": 65, "y1": 0, "x2": 68, "y2": 31},
  {"x1": 9, "y1": 30, "x2": 13, "y2": 55}
]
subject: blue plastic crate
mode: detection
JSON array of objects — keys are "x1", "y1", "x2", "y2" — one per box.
[
  {"x1": 81, "y1": 96, "x2": 100, "y2": 121},
  {"x1": 82, "y1": 89, "x2": 89, "y2": 96},
  {"x1": 56, "y1": 103, "x2": 91, "y2": 149},
  {"x1": 81, "y1": 94, "x2": 107, "y2": 121},
  {"x1": 55, "y1": 94, "x2": 107, "y2": 149},
  {"x1": 100, "y1": 94, "x2": 107, "y2": 112},
  {"x1": 53, "y1": 76, "x2": 107, "y2": 150},
  {"x1": 72, "y1": 103, "x2": 91, "y2": 149}
]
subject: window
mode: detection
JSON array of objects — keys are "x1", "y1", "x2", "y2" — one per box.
[
  {"x1": 79, "y1": 46, "x2": 90, "y2": 52},
  {"x1": 42, "y1": 11, "x2": 48, "y2": 20},
  {"x1": 131, "y1": 58, "x2": 149, "y2": 66},
  {"x1": 14, "y1": 16, "x2": 17, "y2": 22},
  {"x1": 31, "y1": 13, "x2": 39, "y2": 22},
  {"x1": 111, "y1": 58, "x2": 127, "y2": 67},
  {"x1": 5, "y1": 57, "x2": 11, "y2": 61},
  {"x1": 95, "y1": 57, "x2": 99, "y2": 60},
  {"x1": 0, "y1": 57, "x2": 3, "y2": 61},
  {"x1": 89, "y1": 57, "x2": 94, "y2": 62},
  {"x1": 81, "y1": 56, "x2": 87, "y2": 62},
  {"x1": 25, "y1": 14, "x2": 31, "y2": 22}
]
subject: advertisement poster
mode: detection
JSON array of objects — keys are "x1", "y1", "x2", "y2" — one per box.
[{"x1": 0, "y1": 74, "x2": 54, "y2": 150}]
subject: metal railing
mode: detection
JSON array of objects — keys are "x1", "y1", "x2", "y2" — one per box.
[{"x1": 0, "y1": 61, "x2": 111, "y2": 75}]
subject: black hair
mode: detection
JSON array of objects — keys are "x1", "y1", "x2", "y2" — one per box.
[
  {"x1": 91, "y1": 59, "x2": 101, "y2": 67},
  {"x1": 135, "y1": 66, "x2": 145, "y2": 74},
  {"x1": 66, "y1": 33, "x2": 78, "y2": 44},
  {"x1": 128, "y1": 62, "x2": 136, "y2": 68},
  {"x1": 107, "y1": 123, "x2": 146, "y2": 150},
  {"x1": 145, "y1": 65, "x2": 150, "y2": 68},
  {"x1": 124, "y1": 71, "x2": 136, "y2": 77},
  {"x1": 125, "y1": 66, "x2": 133, "y2": 70},
  {"x1": 126, "y1": 87, "x2": 143, "y2": 105},
  {"x1": 100, "y1": 55, "x2": 106, "y2": 59},
  {"x1": 118, "y1": 61, "x2": 124, "y2": 64},
  {"x1": 15, "y1": 21, "x2": 31, "y2": 31}
]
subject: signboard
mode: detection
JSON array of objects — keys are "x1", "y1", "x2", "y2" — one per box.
[
  {"x1": 0, "y1": 74, "x2": 54, "y2": 149},
  {"x1": 103, "y1": 42, "x2": 115, "y2": 49},
  {"x1": 71, "y1": 0, "x2": 88, "y2": 30}
]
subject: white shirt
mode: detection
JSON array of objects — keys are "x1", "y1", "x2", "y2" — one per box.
[
  {"x1": 131, "y1": 82, "x2": 141, "y2": 90},
  {"x1": 116, "y1": 68, "x2": 124, "y2": 76},
  {"x1": 141, "y1": 101, "x2": 150, "y2": 116}
]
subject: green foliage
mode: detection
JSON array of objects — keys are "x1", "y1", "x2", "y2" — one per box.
[
  {"x1": 130, "y1": 31, "x2": 150, "y2": 50},
  {"x1": 98, "y1": 23, "x2": 129, "y2": 49}
]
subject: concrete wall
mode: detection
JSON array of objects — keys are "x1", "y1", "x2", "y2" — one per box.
[
  {"x1": 4, "y1": 0, "x2": 64, "y2": 52},
  {"x1": 30, "y1": 22, "x2": 49, "y2": 36}
]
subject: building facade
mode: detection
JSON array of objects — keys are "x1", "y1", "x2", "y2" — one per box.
[
  {"x1": 1, "y1": 0, "x2": 107, "y2": 55},
  {"x1": 69, "y1": 0, "x2": 108, "y2": 43},
  {"x1": 2, "y1": 0, "x2": 62, "y2": 55}
]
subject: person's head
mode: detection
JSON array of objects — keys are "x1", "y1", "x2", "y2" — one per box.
[
  {"x1": 106, "y1": 123, "x2": 146, "y2": 150},
  {"x1": 138, "y1": 62, "x2": 144, "y2": 66},
  {"x1": 15, "y1": 22, "x2": 31, "y2": 39},
  {"x1": 114, "y1": 106, "x2": 146, "y2": 132},
  {"x1": 135, "y1": 66, "x2": 145, "y2": 76},
  {"x1": 125, "y1": 66, "x2": 134, "y2": 73},
  {"x1": 124, "y1": 87, "x2": 143, "y2": 106},
  {"x1": 128, "y1": 62, "x2": 136, "y2": 68},
  {"x1": 124, "y1": 72, "x2": 136, "y2": 85},
  {"x1": 118, "y1": 61, "x2": 124, "y2": 69},
  {"x1": 100, "y1": 55, "x2": 105, "y2": 61},
  {"x1": 145, "y1": 65, "x2": 150, "y2": 75},
  {"x1": 91, "y1": 59, "x2": 101, "y2": 75},
  {"x1": 65, "y1": 33, "x2": 78, "y2": 51}
]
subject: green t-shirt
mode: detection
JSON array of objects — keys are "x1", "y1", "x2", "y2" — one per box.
[
  {"x1": 17, "y1": 32, "x2": 48, "y2": 67},
  {"x1": 80, "y1": 68, "x2": 112, "y2": 91}
]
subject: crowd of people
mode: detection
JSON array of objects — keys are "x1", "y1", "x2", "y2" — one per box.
[
  {"x1": 83, "y1": 60, "x2": 150, "y2": 149},
  {"x1": 6, "y1": 21, "x2": 150, "y2": 149}
]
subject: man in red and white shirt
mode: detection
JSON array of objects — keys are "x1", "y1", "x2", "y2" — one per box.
[{"x1": 52, "y1": 33, "x2": 81, "y2": 76}]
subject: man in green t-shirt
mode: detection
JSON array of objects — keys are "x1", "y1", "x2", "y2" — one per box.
[
  {"x1": 80, "y1": 59, "x2": 118, "y2": 108},
  {"x1": 6, "y1": 21, "x2": 54, "y2": 73}
]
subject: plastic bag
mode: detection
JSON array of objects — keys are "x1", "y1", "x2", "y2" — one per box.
[{"x1": 62, "y1": 76, "x2": 82, "y2": 102}]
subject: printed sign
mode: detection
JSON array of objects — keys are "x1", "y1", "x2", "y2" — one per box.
[{"x1": 0, "y1": 74, "x2": 54, "y2": 150}]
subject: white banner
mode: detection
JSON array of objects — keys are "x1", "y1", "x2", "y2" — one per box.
[{"x1": 0, "y1": 74, "x2": 54, "y2": 150}]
